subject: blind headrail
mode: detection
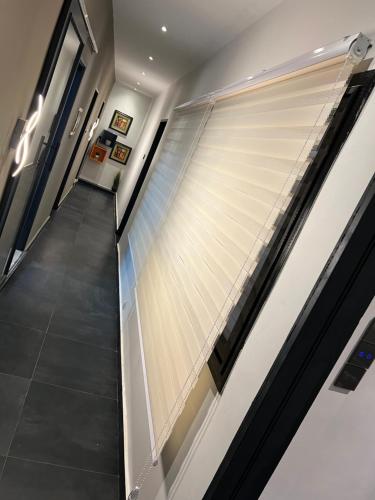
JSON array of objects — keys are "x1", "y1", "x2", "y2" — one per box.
[{"x1": 175, "y1": 33, "x2": 371, "y2": 111}]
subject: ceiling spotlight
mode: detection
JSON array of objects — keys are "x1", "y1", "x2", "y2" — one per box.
[
  {"x1": 134, "y1": 87, "x2": 137, "y2": 91},
  {"x1": 148, "y1": 56, "x2": 154, "y2": 61},
  {"x1": 246, "y1": 76, "x2": 253, "y2": 80},
  {"x1": 137, "y1": 81, "x2": 141, "y2": 85},
  {"x1": 161, "y1": 25, "x2": 167, "y2": 32},
  {"x1": 142, "y1": 71, "x2": 146, "y2": 76},
  {"x1": 313, "y1": 47, "x2": 324, "y2": 54}
]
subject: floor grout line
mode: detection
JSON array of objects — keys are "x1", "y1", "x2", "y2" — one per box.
[
  {"x1": 0, "y1": 371, "x2": 30, "y2": 383},
  {"x1": 0, "y1": 319, "x2": 45, "y2": 335},
  {"x1": 6, "y1": 455, "x2": 120, "y2": 478},
  {"x1": 1, "y1": 306, "x2": 56, "y2": 473},
  {"x1": 46, "y1": 331, "x2": 119, "y2": 353},
  {"x1": 31, "y1": 379, "x2": 118, "y2": 402}
]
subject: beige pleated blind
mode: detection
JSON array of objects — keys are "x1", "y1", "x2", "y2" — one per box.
[
  {"x1": 128, "y1": 56, "x2": 356, "y2": 461},
  {"x1": 129, "y1": 105, "x2": 211, "y2": 278}
]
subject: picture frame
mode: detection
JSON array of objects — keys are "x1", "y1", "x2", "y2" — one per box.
[
  {"x1": 109, "y1": 110, "x2": 133, "y2": 136},
  {"x1": 110, "y1": 141, "x2": 132, "y2": 165},
  {"x1": 89, "y1": 143, "x2": 107, "y2": 164},
  {"x1": 98, "y1": 129, "x2": 117, "y2": 148}
]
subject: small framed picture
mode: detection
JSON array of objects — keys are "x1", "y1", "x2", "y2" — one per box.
[
  {"x1": 98, "y1": 129, "x2": 117, "y2": 148},
  {"x1": 89, "y1": 144, "x2": 107, "y2": 164},
  {"x1": 109, "y1": 110, "x2": 133, "y2": 135},
  {"x1": 110, "y1": 142, "x2": 132, "y2": 165}
]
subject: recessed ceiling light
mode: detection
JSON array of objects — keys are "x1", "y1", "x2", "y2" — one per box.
[
  {"x1": 161, "y1": 25, "x2": 167, "y2": 32},
  {"x1": 137, "y1": 81, "x2": 141, "y2": 85},
  {"x1": 148, "y1": 56, "x2": 154, "y2": 61},
  {"x1": 246, "y1": 76, "x2": 253, "y2": 80},
  {"x1": 142, "y1": 71, "x2": 146, "y2": 76},
  {"x1": 134, "y1": 87, "x2": 137, "y2": 91},
  {"x1": 313, "y1": 47, "x2": 324, "y2": 54}
]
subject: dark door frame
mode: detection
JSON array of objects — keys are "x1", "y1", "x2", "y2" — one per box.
[
  {"x1": 53, "y1": 88, "x2": 99, "y2": 209},
  {"x1": 116, "y1": 119, "x2": 168, "y2": 239},
  {"x1": 10, "y1": 52, "x2": 85, "y2": 259},
  {"x1": 204, "y1": 176, "x2": 375, "y2": 499},
  {"x1": 0, "y1": 0, "x2": 73, "y2": 242},
  {"x1": 75, "y1": 98, "x2": 106, "y2": 180},
  {"x1": 0, "y1": 0, "x2": 91, "y2": 275}
]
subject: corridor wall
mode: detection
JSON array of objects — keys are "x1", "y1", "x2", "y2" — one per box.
[{"x1": 79, "y1": 83, "x2": 152, "y2": 192}]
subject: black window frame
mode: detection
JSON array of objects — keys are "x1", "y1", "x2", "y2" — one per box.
[{"x1": 208, "y1": 69, "x2": 375, "y2": 391}]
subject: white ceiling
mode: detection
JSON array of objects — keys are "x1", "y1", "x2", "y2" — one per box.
[{"x1": 112, "y1": 0, "x2": 282, "y2": 97}]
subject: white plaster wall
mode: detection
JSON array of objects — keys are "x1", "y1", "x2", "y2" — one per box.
[
  {"x1": 118, "y1": 0, "x2": 375, "y2": 498},
  {"x1": 262, "y1": 298, "x2": 375, "y2": 500},
  {"x1": 80, "y1": 83, "x2": 151, "y2": 191},
  {"x1": 116, "y1": 82, "x2": 188, "y2": 227}
]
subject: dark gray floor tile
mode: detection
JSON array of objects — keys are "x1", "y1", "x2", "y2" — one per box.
[
  {"x1": 74, "y1": 224, "x2": 115, "y2": 253},
  {"x1": 69, "y1": 242, "x2": 116, "y2": 272},
  {"x1": 35, "y1": 335, "x2": 117, "y2": 399},
  {"x1": 27, "y1": 232, "x2": 74, "y2": 271},
  {"x1": 10, "y1": 382, "x2": 119, "y2": 475},
  {"x1": 0, "y1": 458, "x2": 119, "y2": 500},
  {"x1": 64, "y1": 194, "x2": 91, "y2": 213},
  {"x1": 0, "y1": 373, "x2": 29, "y2": 455},
  {"x1": 82, "y1": 213, "x2": 115, "y2": 234},
  {"x1": 66, "y1": 261, "x2": 117, "y2": 293},
  {"x1": 4, "y1": 261, "x2": 64, "y2": 302},
  {"x1": 0, "y1": 321, "x2": 44, "y2": 378},
  {"x1": 0, "y1": 284, "x2": 55, "y2": 332},
  {"x1": 53, "y1": 204, "x2": 84, "y2": 228},
  {"x1": 49, "y1": 277, "x2": 118, "y2": 350}
]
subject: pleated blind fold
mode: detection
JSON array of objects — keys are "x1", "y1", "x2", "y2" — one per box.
[
  {"x1": 129, "y1": 105, "x2": 211, "y2": 278},
  {"x1": 127, "y1": 56, "x2": 355, "y2": 462}
]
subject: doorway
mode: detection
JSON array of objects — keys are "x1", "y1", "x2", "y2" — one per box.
[
  {"x1": 116, "y1": 119, "x2": 167, "y2": 239},
  {"x1": 0, "y1": 16, "x2": 85, "y2": 278},
  {"x1": 53, "y1": 88, "x2": 99, "y2": 209},
  {"x1": 76, "y1": 99, "x2": 106, "y2": 180}
]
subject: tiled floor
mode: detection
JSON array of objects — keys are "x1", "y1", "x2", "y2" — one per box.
[{"x1": 0, "y1": 183, "x2": 120, "y2": 499}]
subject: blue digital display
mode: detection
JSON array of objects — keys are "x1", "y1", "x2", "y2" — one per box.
[{"x1": 357, "y1": 351, "x2": 373, "y2": 360}]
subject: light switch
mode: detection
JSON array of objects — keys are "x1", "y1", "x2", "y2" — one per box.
[{"x1": 334, "y1": 363, "x2": 366, "y2": 391}]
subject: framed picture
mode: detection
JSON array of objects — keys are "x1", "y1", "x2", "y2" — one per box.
[
  {"x1": 109, "y1": 110, "x2": 133, "y2": 135},
  {"x1": 110, "y1": 141, "x2": 132, "y2": 165},
  {"x1": 89, "y1": 143, "x2": 107, "y2": 163},
  {"x1": 98, "y1": 129, "x2": 117, "y2": 148}
]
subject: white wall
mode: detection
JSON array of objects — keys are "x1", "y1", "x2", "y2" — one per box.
[
  {"x1": 118, "y1": 0, "x2": 375, "y2": 498},
  {"x1": 79, "y1": 83, "x2": 151, "y2": 191},
  {"x1": 115, "y1": 80, "x2": 191, "y2": 229},
  {"x1": 262, "y1": 298, "x2": 375, "y2": 500}
]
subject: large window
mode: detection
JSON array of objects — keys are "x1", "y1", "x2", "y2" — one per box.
[{"x1": 122, "y1": 35, "x2": 371, "y2": 486}]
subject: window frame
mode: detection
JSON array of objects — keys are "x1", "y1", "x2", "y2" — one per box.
[{"x1": 208, "y1": 69, "x2": 375, "y2": 391}]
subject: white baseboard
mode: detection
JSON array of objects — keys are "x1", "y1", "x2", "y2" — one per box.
[
  {"x1": 25, "y1": 216, "x2": 50, "y2": 251},
  {"x1": 57, "y1": 182, "x2": 75, "y2": 207},
  {"x1": 79, "y1": 175, "x2": 114, "y2": 193},
  {"x1": 117, "y1": 243, "x2": 132, "y2": 496}
]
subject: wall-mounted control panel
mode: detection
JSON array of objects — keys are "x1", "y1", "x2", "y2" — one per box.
[{"x1": 333, "y1": 318, "x2": 375, "y2": 391}]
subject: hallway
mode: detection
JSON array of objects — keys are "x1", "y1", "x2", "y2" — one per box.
[{"x1": 0, "y1": 183, "x2": 120, "y2": 499}]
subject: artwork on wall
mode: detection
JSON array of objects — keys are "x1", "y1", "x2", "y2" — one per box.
[
  {"x1": 89, "y1": 143, "x2": 107, "y2": 163},
  {"x1": 109, "y1": 109, "x2": 133, "y2": 135},
  {"x1": 110, "y1": 141, "x2": 132, "y2": 165},
  {"x1": 98, "y1": 129, "x2": 117, "y2": 148}
]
